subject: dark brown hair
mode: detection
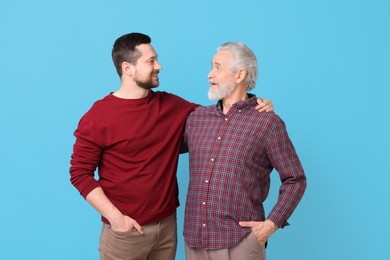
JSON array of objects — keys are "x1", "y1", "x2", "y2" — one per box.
[{"x1": 112, "y1": 33, "x2": 151, "y2": 77}]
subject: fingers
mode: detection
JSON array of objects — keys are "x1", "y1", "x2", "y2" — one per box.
[
  {"x1": 112, "y1": 216, "x2": 144, "y2": 235},
  {"x1": 256, "y1": 233, "x2": 270, "y2": 246},
  {"x1": 255, "y1": 106, "x2": 268, "y2": 113},
  {"x1": 131, "y1": 220, "x2": 144, "y2": 235},
  {"x1": 255, "y1": 98, "x2": 274, "y2": 113},
  {"x1": 251, "y1": 229, "x2": 267, "y2": 245},
  {"x1": 264, "y1": 100, "x2": 274, "y2": 112},
  {"x1": 240, "y1": 221, "x2": 266, "y2": 245},
  {"x1": 255, "y1": 98, "x2": 265, "y2": 108},
  {"x1": 254, "y1": 103, "x2": 268, "y2": 113},
  {"x1": 239, "y1": 221, "x2": 255, "y2": 227}
]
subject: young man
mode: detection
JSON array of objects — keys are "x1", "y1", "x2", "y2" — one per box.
[
  {"x1": 69, "y1": 33, "x2": 273, "y2": 260},
  {"x1": 183, "y1": 42, "x2": 307, "y2": 260}
]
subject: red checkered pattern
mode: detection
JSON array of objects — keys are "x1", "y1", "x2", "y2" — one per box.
[{"x1": 183, "y1": 96, "x2": 306, "y2": 249}]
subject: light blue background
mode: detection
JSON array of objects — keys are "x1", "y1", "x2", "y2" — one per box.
[{"x1": 1, "y1": 0, "x2": 389, "y2": 259}]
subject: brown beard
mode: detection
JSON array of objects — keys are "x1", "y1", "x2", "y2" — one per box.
[
  {"x1": 134, "y1": 71, "x2": 160, "y2": 89},
  {"x1": 135, "y1": 79, "x2": 158, "y2": 90}
]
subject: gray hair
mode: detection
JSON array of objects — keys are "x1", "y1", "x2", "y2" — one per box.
[{"x1": 217, "y1": 42, "x2": 258, "y2": 91}]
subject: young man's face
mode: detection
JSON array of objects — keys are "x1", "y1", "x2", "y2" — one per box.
[
  {"x1": 132, "y1": 44, "x2": 162, "y2": 89},
  {"x1": 207, "y1": 50, "x2": 237, "y2": 100}
]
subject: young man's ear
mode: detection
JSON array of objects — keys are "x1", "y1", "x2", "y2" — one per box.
[{"x1": 122, "y1": 62, "x2": 135, "y2": 77}]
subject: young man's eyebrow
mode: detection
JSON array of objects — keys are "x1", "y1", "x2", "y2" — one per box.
[{"x1": 146, "y1": 55, "x2": 158, "y2": 61}]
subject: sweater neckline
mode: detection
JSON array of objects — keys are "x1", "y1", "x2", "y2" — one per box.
[{"x1": 108, "y1": 90, "x2": 154, "y2": 104}]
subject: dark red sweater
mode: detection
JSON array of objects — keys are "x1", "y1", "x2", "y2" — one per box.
[{"x1": 70, "y1": 91, "x2": 197, "y2": 225}]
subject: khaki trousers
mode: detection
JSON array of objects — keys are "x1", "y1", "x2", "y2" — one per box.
[
  {"x1": 99, "y1": 213, "x2": 177, "y2": 260},
  {"x1": 185, "y1": 232, "x2": 265, "y2": 260}
]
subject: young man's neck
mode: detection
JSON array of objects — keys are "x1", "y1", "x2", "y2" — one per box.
[{"x1": 113, "y1": 81, "x2": 150, "y2": 99}]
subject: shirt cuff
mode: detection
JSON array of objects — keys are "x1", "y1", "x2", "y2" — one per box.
[
  {"x1": 266, "y1": 215, "x2": 290, "y2": 229},
  {"x1": 80, "y1": 180, "x2": 100, "y2": 199}
]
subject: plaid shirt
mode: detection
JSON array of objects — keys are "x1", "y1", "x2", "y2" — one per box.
[{"x1": 182, "y1": 96, "x2": 307, "y2": 249}]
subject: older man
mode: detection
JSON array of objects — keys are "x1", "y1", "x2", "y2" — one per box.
[{"x1": 183, "y1": 42, "x2": 307, "y2": 260}]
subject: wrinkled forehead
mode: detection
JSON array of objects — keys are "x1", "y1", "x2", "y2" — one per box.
[{"x1": 212, "y1": 50, "x2": 233, "y2": 67}]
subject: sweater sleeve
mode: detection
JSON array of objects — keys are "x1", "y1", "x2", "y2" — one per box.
[
  {"x1": 164, "y1": 92, "x2": 198, "y2": 154},
  {"x1": 265, "y1": 115, "x2": 307, "y2": 228},
  {"x1": 69, "y1": 112, "x2": 104, "y2": 199},
  {"x1": 180, "y1": 112, "x2": 191, "y2": 154}
]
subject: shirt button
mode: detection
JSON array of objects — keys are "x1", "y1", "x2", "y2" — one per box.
[
  {"x1": 202, "y1": 224, "x2": 206, "y2": 227},
  {"x1": 205, "y1": 180, "x2": 209, "y2": 183},
  {"x1": 239, "y1": 110, "x2": 242, "y2": 112},
  {"x1": 202, "y1": 202, "x2": 206, "y2": 205},
  {"x1": 211, "y1": 158, "x2": 214, "y2": 161},
  {"x1": 225, "y1": 118, "x2": 228, "y2": 121},
  {"x1": 218, "y1": 137, "x2": 221, "y2": 140}
]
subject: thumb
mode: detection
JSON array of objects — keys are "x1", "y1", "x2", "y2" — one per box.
[{"x1": 239, "y1": 221, "x2": 255, "y2": 228}]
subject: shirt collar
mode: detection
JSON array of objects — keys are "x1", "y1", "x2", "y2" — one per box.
[{"x1": 216, "y1": 93, "x2": 257, "y2": 113}]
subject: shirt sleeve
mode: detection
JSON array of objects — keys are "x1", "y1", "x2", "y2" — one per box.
[
  {"x1": 265, "y1": 116, "x2": 307, "y2": 228},
  {"x1": 69, "y1": 112, "x2": 104, "y2": 199}
]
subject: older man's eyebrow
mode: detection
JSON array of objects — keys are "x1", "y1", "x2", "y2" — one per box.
[{"x1": 212, "y1": 61, "x2": 222, "y2": 67}]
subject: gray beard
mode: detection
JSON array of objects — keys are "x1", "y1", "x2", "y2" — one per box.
[{"x1": 208, "y1": 83, "x2": 235, "y2": 100}]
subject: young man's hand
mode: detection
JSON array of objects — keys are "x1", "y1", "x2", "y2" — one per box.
[{"x1": 255, "y1": 98, "x2": 274, "y2": 113}]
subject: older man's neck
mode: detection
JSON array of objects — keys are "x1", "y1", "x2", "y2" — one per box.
[{"x1": 222, "y1": 89, "x2": 248, "y2": 115}]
